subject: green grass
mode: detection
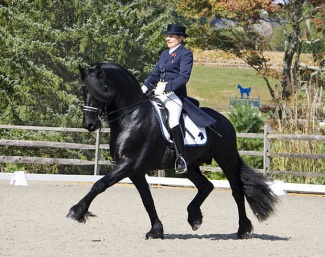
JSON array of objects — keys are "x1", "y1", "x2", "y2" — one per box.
[{"x1": 187, "y1": 66, "x2": 276, "y2": 111}]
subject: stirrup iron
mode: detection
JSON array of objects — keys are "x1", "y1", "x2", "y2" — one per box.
[{"x1": 175, "y1": 156, "x2": 188, "y2": 174}]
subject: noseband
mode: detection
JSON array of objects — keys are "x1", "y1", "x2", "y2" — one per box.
[
  {"x1": 83, "y1": 106, "x2": 100, "y2": 113},
  {"x1": 83, "y1": 98, "x2": 149, "y2": 124},
  {"x1": 83, "y1": 103, "x2": 108, "y2": 119}
]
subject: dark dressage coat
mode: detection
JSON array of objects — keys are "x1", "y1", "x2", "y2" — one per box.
[{"x1": 144, "y1": 44, "x2": 193, "y2": 101}]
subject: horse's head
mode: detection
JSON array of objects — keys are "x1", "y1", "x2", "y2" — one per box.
[
  {"x1": 81, "y1": 84, "x2": 107, "y2": 132},
  {"x1": 79, "y1": 64, "x2": 111, "y2": 132},
  {"x1": 79, "y1": 63, "x2": 115, "y2": 103},
  {"x1": 79, "y1": 62, "x2": 144, "y2": 131}
]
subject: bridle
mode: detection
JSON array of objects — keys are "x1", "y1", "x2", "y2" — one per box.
[
  {"x1": 83, "y1": 102, "x2": 108, "y2": 119},
  {"x1": 83, "y1": 98, "x2": 149, "y2": 124},
  {"x1": 82, "y1": 74, "x2": 149, "y2": 124},
  {"x1": 83, "y1": 105, "x2": 100, "y2": 113}
]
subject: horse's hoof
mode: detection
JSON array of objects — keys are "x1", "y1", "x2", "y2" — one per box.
[
  {"x1": 187, "y1": 205, "x2": 203, "y2": 231},
  {"x1": 237, "y1": 219, "x2": 253, "y2": 239},
  {"x1": 192, "y1": 223, "x2": 201, "y2": 231},
  {"x1": 237, "y1": 232, "x2": 252, "y2": 239},
  {"x1": 66, "y1": 209, "x2": 77, "y2": 220},
  {"x1": 190, "y1": 220, "x2": 202, "y2": 231},
  {"x1": 145, "y1": 231, "x2": 164, "y2": 240},
  {"x1": 145, "y1": 221, "x2": 164, "y2": 239},
  {"x1": 66, "y1": 205, "x2": 96, "y2": 223},
  {"x1": 66, "y1": 207, "x2": 83, "y2": 221}
]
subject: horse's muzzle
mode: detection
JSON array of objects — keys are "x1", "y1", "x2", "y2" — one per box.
[{"x1": 83, "y1": 118, "x2": 101, "y2": 132}]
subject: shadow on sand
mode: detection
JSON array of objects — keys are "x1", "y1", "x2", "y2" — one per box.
[{"x1": 164, "y1": 233, "x2": 289, "y2": 241}]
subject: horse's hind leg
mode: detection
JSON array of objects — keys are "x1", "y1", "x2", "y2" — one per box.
[
  {"x1": 215, "y1": 153, "x2": 253, "y2": 239},
  {"x1": 186, "y1": 165, "x2": 214, "y2": 231},
  {"x1": 129, "y1": 174, "x2": 164, "y2": 239}
]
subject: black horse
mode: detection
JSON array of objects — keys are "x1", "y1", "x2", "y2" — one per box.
[{"x1": 67, "y1": 62, "x2": 278, "y2": 239}]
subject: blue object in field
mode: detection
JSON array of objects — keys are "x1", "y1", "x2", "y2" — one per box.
[{"x1": 237, "y1": 84, "x2": 251, "y2": 98}]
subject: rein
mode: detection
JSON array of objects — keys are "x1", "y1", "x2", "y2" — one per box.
[{"x1": 108, "y1": 98, "x2": 149, "y2": 123}]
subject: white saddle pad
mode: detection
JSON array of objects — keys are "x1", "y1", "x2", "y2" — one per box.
[{"x1": 151, "y1": 100, "x2": 208, "y2": 146}]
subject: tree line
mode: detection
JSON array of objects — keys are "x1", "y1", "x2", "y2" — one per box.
[
  {"x1": 1, "y1": 0, "x2": 324, "y2": 126},
  {"x1": 0, "y1": 0, "x2": 175, "y2": 126},
  {"x1": 1, "y1": 0, "x2": 324, "y2": 175}
]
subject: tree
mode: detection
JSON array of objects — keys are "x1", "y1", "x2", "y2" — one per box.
[
  {"x1": 271, "y1": 0, "x2": 325, "y2": 97},
  {"x1": 175, "y1": 0, "x2": 325, "y2": 100},
  {"x1": 0, "y1": 0, "x2": 174, "y2": 174},
  {"x1": 0, "y1": 0, "x2": 172, "y2": 126}
]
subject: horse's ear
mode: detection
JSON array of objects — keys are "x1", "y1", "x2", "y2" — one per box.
[
  {"x1": 79, "y1": 65, "x2": 87, "y2": 82},
  {"x1": 95, "y1": 63, "x2": 103, "y2": 78}
]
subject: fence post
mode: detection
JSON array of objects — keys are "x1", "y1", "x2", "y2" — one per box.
[
  {"x1": 158, "y1": 170, "x2": 165, "y2": 177},
  {"x1": 263, "y1": 124, "x2": 271, "y2": 176},
  {"x1": 94, "y1": 128, "x2": 102, "y2": 175}
]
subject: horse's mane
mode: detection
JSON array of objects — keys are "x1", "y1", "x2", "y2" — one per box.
[{"x1": 98, "y1": 62, "x2": 141, "y2": 88}]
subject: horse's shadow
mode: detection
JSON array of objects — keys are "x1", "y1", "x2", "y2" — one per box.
[{"x1": 164, "y1": 233, "x2": 289, "y2": 241}]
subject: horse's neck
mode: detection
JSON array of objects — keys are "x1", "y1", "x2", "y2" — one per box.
[
  {"x1": 108, "y1": 95, "x2": 149, "y2": 124},
  {"x1": 111, "y1": 92, "x2": 144, "y2": 110}
]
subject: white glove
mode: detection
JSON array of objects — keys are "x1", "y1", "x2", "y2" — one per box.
[
  {"x1": 141, "y1": 85, "x2": 148, "y2": 94},
  {"x1": 154, "y1": 81, "x2": 167, "y2": 95}
]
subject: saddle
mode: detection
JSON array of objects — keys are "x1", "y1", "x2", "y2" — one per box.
[
  {"x1": 150, "y1": 96, "x2": 217, "y2": 168},
  {"x1": 150, "y1": 98, "x2": 208, "y2": 146}
]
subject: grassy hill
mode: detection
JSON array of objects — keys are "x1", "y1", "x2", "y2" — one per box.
[
  {"x1": 188, "y1": 50, "x2": 314, "y2": 112},
  {"x1": 187, "y1": 65, "x2": 276, "y2": 112}
]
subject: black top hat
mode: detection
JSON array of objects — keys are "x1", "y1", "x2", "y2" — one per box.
[{"x1": 164, "y1": 24, "x2": 188, "y2": 38}]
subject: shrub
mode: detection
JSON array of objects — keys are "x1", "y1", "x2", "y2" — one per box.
[{"x1": 227, "y1": 104, "x2": 266, "y2": 169}]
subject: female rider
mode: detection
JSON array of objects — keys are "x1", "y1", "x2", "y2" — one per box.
[{"x1": 141, "y1": 24, "x2": 193, "y2": 174}]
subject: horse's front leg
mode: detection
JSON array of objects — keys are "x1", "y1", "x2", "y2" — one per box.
[
  {"x1": 129, "y1": 174, "x2": 164, "y2": 239},
  {"x1": 66, "y1": 164, "x2": 130, "y2": 223}
]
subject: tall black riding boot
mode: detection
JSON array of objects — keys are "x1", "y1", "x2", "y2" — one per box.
[{"x1": 170, "y1": 125, "x2": 188, "y2": 174}]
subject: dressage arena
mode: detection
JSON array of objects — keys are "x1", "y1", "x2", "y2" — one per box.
[{"x1": 1, "y1": 180, "x2": 324, "y2": 257}]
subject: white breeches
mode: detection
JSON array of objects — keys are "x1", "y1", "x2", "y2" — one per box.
[{"x1": 155, "y1": 92, "x2": 182, "y2": 129}]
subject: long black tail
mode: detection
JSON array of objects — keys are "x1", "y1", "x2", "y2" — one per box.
[{"x1": 239, "y1": 158, "x2": 279, "y2": 222}]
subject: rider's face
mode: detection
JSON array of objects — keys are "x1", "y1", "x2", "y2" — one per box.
[{"x1": 166, "y1": 34, "x2": 183, "y2": 49}]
